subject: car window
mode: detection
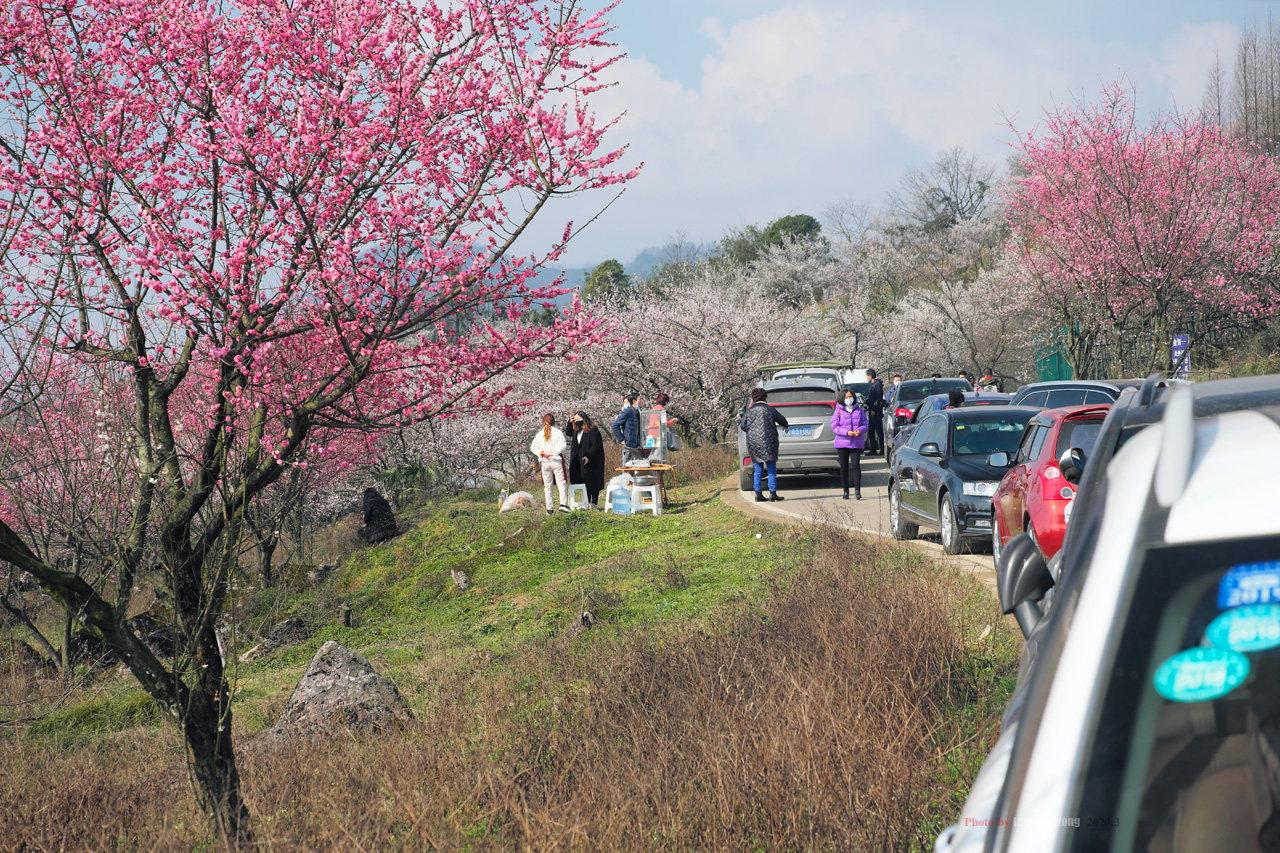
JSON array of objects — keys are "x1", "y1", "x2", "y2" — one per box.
[
  {"x1": 911, "y1": 415, "x2": 945, "y2": 449},
  {"x1": 1014, "y1": 424, "x2": 1039, "y2": 464},
  {"x1": 1045, "y1": 388, "x2": 1088, "y2": 407},
  {"x1": 1018, "y1": 390, "x2": 1049, "y2": 408},
  {"x1": 765, "y1": 387, "x2": 836, "y2": 404},
  {"x1": 898, "y1": 380, "x2": 970, "y2": 403},
  {"x1": 1054, "y1": 418, "x2": 1105, "y2": 459},
  {"x1": 1072, "y1": 536, "x2": 1280, "y2": 851},
  {"x1": 1084, "y1": 389, "x2": 1114, "y2": 404},
  {"x1": 773, "y1": 402, "x2": 835, "y2": 419},
  {"x1": 950, "y1": 415, "x2": 1032, "y2": 457},
  {"x1": 1027, "y1": 424, "x2": 1050, "y2": 461}
]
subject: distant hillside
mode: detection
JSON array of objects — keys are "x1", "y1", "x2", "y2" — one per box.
[{"x1": 524, "y1": 241, "x2": 712, "y2": 304}]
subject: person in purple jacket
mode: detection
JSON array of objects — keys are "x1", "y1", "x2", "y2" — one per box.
[{"x1": 831, "y1": 388, "x2": 868, "y2": 500}]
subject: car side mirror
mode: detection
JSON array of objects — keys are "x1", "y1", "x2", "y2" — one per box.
[
  {"x1": 987, "y1": 451, "x2": 1011, "y2": 468},
  {"x1": 997, "y1": 533, "x2": 1054, "y2": 638},
  {"x1": 920, "y1": 442, "x2": 942, "y2": 457},
  {"x1": 1058, "y1": 447, "x2": 1086, "y2": 485}
]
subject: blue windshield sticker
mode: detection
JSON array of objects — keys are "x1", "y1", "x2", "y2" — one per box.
[
  {"x1": 1153, "y1": 648, "x2": 1251, "y2": 703},
  {"x1": 1218, "y1": 562, "x2": 1280, "y2": 609},
  {"x1": 1207, "y1": 605, "x2": 1280, "y2": 653}
]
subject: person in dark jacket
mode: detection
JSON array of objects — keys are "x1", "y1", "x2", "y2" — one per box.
[
  {"x1": 831, "y1": 387, "x2": 869, "y2": 500},
  {"x1": 739, "y1": 388, "x2": 789, "y2": 503},
  {"x1": 358, "y1": 487, "x2": 398, "y2": 544},
  {"x1": 611, "y1": 392, "x2": 643, "y2": 462},
  {"x1": 865, "y1": 368, "x2": 885, "y2": 456},
  {"x1": 570, "y1": 411, "x2": 606, "y2": 506}
]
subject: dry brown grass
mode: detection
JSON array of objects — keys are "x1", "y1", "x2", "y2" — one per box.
[{"x1": 0, "y1": 526, "x2": 1007, "y2": 852}]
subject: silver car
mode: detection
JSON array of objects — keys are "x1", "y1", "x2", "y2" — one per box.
[{"x1": 737, "y1": 378, "x2": 842, "y2": 491}]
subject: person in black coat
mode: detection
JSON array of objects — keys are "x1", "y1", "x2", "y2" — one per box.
[
  {"x1": 358, "y1": 487, "x2": 398, "y2": 544},
  {"x1": 567, "y1": 417, "x2": 584, "y2": 485},
  {"x1": 570, "y1": 410, "x2": 606, "y2": 506}
]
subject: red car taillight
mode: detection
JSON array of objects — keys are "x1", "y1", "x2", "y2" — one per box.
[
  {"x1": 743, "y1": 456, "x2": 753, "y2": 466},
  {"x1": 894, "y1": 407, "x2": 912, "y2": 419},
  {"x1": 1041, "y1": 465, "x2": 1074, "y2": 500}
]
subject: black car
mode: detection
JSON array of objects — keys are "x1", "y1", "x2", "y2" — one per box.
[
  {"x1": 1009, "y1": 379, "x2": 1149, "y2": 408},
  {"x1": 888, "y1": 406, "x2": 1038, "y2": 554},
  {"x1": 888, "y1": 390, "x2": 1013, "y2": 461},
  {"x1": 882, "y1": 378, "x2": 972, "y2": 461}
]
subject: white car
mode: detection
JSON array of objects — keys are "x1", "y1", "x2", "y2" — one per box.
[{"x1": 938, "y1": 384, "x2": 1280, "y2": 852}]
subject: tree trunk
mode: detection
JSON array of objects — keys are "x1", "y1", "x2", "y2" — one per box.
[
  {"x1": 182, "y1": 621, "x2": 252, "y2": 847},
  {"x1": 61, "y1": 610, "x2": 73, "y2": 675},
  {"x1": 258, "y1": 536, "x2": 277, "y2": 588}
]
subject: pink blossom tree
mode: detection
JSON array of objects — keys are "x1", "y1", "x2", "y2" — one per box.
[
  {"x1": 0, "y1": 0, "x2": 632, "y2": 841},
  {"x1": 1005, "y1": 84, "x2": 1280, "y2": 378}
]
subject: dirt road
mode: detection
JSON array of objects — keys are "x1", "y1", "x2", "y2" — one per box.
[{"x1": 722, "y1": 454, "x2": 999, "y2": 598}]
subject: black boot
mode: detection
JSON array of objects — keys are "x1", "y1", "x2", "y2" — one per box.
[
  {"x1": 755, "y1": 490, "x2": 766, "y2": 502},
  {"x1": 855, "y1": 490, "x2": 863, "y2": 500},
  {"x1": 769, "y1": 491, "x2": 784, "y2": 502},
  {"x1": 842, "y1": 488, "x2": 849, "y2": 500}
]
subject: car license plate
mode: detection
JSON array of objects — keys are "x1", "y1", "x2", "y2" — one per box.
[
  {"x1": 970, "y1": 517, "x2": 991, "y2": 530},
  {"x1": 786, "y1": 426, "x2": 814, "y2": 437}
]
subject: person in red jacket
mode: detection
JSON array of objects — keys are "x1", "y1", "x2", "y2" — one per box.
[{"x1": 830, "y1": 388, "x2": 869, "y2": 500}]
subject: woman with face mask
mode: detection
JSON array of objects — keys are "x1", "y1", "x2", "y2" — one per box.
[{"x1": 830, "y1": 389, "x2": 869, "y2": 500}]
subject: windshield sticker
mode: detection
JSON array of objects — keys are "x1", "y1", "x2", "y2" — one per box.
[
  {"x1": 1219, "y1": 562, "x2": 1280, "y2": 609},
  {"x1": 1206, "y1": 605, "x2": 1280, "y2": 653},
  {"x1": 1153, "y1": 648, "x2": 1250, "y2": 703}
]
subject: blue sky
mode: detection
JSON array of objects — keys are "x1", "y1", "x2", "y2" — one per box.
[{"x1": 525, "y1": 0, "x2": 1275, "y2": 270}]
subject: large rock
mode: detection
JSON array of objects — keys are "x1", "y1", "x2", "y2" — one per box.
[{"x1": 268, "y1": 641, "x2": 412, "y2": 738}]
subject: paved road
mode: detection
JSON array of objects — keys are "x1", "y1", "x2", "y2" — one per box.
[{"x1": 724, "y1": 454, "x2": 999, "y2": 598}]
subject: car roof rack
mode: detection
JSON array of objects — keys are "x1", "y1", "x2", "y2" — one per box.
[{"x1": 1137, "y1": 372, "x2": 1169, "y2": 408}]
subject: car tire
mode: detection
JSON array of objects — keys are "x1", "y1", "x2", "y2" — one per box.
[
  {"x1": 991, "y1": 518, "x2": 1004, "y2": 570},
  {"x1": 1027, "y1": 519, "x2": 1046, "y2": 562},
  {"x1": 940, "y1": 495, "x2": 962, "y2": 555},
  {"x1": 739, "y1": 464, "x2": 754, "y2": 492},
  {"x1": 890, "y1": 481, "x2": 917, "y2": 540}
]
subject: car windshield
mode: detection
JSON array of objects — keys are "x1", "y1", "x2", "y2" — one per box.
[
  {"x1": 898, "y1": 380, "x2": 970, "y2": 402},
  {"x1": 765, "y1": 387, "x2": 834, "y2": 404},
  {"x1": 774, "y1": 402, "x2": 835, "y2": 419},
  {"x1": 949, "y1": 415, "x2": 1030, "y2": 456},
  {"x1": 1054, "y1": 417, "x2": 1105, "y2": 459},
  {"x1": 1075, "y1": 536, "x2": 1280, "y2": 851}
]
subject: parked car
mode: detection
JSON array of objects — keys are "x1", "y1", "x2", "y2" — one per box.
[
  {"x1": 756, "y1": 361, "x2": 871, "y2": 386},
  {"x1": 988, "y1": 404, "x2": 1110, "y2": 569},
  {"x1": 937, "y1": 386, "x2": 1280, "y2": 853},
  {"x1": 887, "y1": 406, "x2": 1037, "y2": 554},
  {"x1": 736, "y1": 378, "x2": 840, "y2": 491},
  {"x1": 882, "y1": 377, "x2": 973, "y2": 461},
  {"x1": 1009, "y1": 378, "x2": 1147, "y2": 408},
  {"x1": 888, "y1": 390, "x2": 1013, "y2": 461}
]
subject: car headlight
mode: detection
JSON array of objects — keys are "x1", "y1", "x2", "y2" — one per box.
[{"x1": 962, "y1": 481, "x2": 999, "y2": 497}]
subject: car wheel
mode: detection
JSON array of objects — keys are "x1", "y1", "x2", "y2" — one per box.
[
  {"x1": 739, "y1": 464, "x2": 754, "y2": 492},
  {"x1": 940, "y1": 495, "x2": 962, "y2": 555},
  {"x1": 890, "y1": 481, "x2": 917, "y2": 540},
  {"x1": 991, "y1": 518, "x2": 1004, "y2": 570},
  {"x1": 1027, "y1": 520, "x2": 1046, "y2": 562}
]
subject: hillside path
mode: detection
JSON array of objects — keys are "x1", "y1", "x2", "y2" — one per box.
[{"x1": 719, "y1": 455, "x2": 999, "y2": 598}]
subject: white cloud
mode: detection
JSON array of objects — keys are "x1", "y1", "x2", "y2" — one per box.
[
  {"x1": 1148, "y1": 21, "x2": 1240, "y2": 112},
  {"x1": 529, "y1": 2, "x2": 1249, "y2": 267}
]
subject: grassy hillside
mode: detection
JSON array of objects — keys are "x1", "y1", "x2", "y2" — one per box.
[{"x1": 0, "y1": 472, "x2": 1018, "y2": 851}]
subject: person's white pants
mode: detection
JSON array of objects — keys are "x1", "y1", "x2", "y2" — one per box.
[{"x1": 540, "y1": 456, "x2": 568, "y2": 510}]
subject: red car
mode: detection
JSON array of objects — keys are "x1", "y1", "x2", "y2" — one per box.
[{"x1": 991, "y1": 405, "x2": 1110, "y2": 566}]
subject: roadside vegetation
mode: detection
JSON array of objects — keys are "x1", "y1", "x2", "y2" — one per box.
[{"x1": 0, "y1": 457, "x2": 1018, "y2": 851}]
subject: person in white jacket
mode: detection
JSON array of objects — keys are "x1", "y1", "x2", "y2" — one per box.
[{"x1": 530, "y1": 413, "x2": 571, "y2": 514}]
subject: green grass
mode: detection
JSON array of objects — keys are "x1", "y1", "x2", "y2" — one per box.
[{"x1": 218, "y1": 479, "x2": 803, "y2": 727}]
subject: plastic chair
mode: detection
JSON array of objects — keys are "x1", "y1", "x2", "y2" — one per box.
[
  {"x1": 568, "y1": 483, "x2": 590, "y2": 510},
  {"x1": 631, "y1": 484, "x2": 662, "y2": 516}
]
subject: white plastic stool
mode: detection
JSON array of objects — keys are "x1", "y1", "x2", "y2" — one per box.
[
  {"x1": 630, "y1": 484, "x2": 662, "y2": 516},
  {"x1": 568, "y1": 483, "x2": 590, "y2": 510}
]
